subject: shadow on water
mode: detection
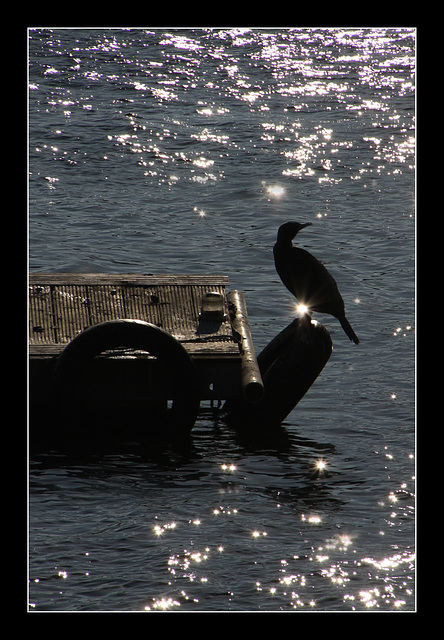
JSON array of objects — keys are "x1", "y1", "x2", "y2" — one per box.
[
  {"x1": 30, "y1": 411, "x2": 199, "y2": 470},
  {"x1": 30, "y1": 405, "x2": 345, "y2": 517},
  {"x1": 223, "y1": 420, "x2": 345, "y2": 512},
  {"x1": 230, "y1": 419, "x2": 336, "y2": 458},
  {"x1": 30, "y1": 402, "x2": 336, "y2": 466}
]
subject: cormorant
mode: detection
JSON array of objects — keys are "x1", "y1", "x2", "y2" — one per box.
[{"x1": 273, "y1": 221, "x2": 359, "y2": 344}]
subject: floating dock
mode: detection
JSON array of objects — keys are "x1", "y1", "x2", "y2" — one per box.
[{"x1": 29, "y1": 274, "x2": 264, "y2": 427}]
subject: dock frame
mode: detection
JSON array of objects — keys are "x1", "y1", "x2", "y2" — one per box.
[{"x1": 29, "y1": 274, "x2": 263, "y2": 414}]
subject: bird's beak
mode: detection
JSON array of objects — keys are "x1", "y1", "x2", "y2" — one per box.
[{"x1": 301, "y1": 223, "x2": 312, "y2": 228}]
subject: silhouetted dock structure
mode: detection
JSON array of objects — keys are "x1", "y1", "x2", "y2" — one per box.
[
  {"x1": 29, "y1": 273, "x2": 333, "y2": 448},
  {"x1": 29, "y1": 274, "x2": 263, "y2": 434}
]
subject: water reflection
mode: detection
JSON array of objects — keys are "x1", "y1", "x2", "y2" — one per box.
[
  {"x1": 30, "y1": 413, "x2": 414, "y2": 611},
  {"x1": 265, "y1": 184, "x2": 286, "y2": 198},
  {"x1": 314, "y1": 458, "x2": 328, "y2": 473}
]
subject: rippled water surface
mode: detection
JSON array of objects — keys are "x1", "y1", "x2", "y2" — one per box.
[{"x1": 28, "y1": 27, "x2": 415, "y2": 612}]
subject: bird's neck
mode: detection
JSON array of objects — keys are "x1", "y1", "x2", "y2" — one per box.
[{"x1": 276, "y1": 233, "x2": 294, "y2": 248}]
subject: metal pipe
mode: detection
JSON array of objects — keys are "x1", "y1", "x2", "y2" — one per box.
[{"x1": 227, "y1": 290, "x2": 264, "y2": 403}]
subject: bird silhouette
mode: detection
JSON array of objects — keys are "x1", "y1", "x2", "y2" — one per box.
[{"x1": 273, "y1": 221, "x2": 359, "y2": 344}]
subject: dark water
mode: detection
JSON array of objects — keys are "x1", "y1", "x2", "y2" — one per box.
[{"x1": 28, "y1": 27, "x2": 415, "y2": 612}]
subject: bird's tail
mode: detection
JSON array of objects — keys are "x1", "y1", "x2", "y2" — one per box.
[{"x1": 339, "y1": 316, "x2": 359, "y2": 344}]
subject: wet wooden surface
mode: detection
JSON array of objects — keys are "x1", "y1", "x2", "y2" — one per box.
[{"x1": 29, "y1": 274, "x2": 239, "y2": 359}]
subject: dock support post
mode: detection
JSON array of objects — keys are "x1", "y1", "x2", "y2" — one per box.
[
  {"x1": 227, "y1": 290, "x2": 264, "y2": 404},
  {"x1": 222, "y1": 316, "x2": 332, "y2": 430}
]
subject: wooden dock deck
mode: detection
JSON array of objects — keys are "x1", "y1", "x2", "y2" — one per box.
[{"x1": 29, "y1": 274, "x2": 262, "y2": 410}]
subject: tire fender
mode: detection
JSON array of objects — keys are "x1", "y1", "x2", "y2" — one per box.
[{"x1": 52, "y1": 319, "x2": 200, "y2": 440}]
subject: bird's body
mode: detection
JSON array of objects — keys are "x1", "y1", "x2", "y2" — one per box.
[{"x1": 273, "y1": 221, "x2": 359, "y2": 344}]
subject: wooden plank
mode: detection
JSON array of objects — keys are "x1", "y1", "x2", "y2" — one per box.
[
  {"x1": 29, "y1": 285, "x2": 54, "y2": 344},
  {"x1": 29, "y1": 273, "x2": 239, "y2": 358},
  {"x1": 51, "y1": 284, "x2": 90, "y2": 343},
  {"x1": 120, "y1": 284, "x2": 165, "y2": 329},
  {"x1": 29, "y1": 343, "x2": 241, "y2": 358},
  {"x1": 86, "y1": 285, "x2": 126, "y2": 325},
  {"x1": 29, "y1": 273, "x2": 230, "y2": 286}
]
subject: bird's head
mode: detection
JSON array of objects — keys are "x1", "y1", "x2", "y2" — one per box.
[{"x1": 277, "y1": 221, "x2": 312, "y2": 242}]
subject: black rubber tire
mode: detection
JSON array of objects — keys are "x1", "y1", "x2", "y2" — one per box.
[{"x1": 52, "y1": 319, "x2": 200, "y2": 444}]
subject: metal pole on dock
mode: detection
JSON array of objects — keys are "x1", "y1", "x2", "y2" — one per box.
[{"x1": 227, "y1": 290, "x2": 264, "y2": 404}]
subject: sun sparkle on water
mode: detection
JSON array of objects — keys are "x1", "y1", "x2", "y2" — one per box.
[
  {"x1": 315, "y1": 459, "x2": 327, "y2": 472},
  {"x1": 265, "y1": 184, "x2": 286, "y2": 198}
]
